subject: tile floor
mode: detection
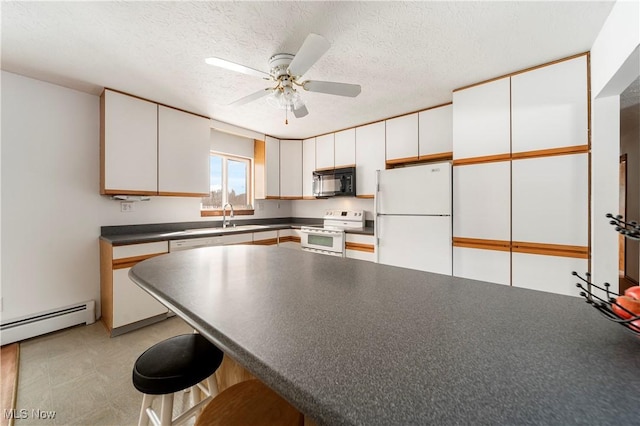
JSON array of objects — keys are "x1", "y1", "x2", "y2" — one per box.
[{"x1": 14, "y1": 317, "x2": 194, "y2": 425}]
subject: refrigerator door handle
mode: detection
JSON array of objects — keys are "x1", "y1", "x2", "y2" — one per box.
[{"x1": 374, "y1": 169, "x2": 381, "y2": 264}]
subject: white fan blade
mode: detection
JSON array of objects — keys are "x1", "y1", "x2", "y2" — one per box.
[
  {"x1": 293, "y1": 104, "x2": 309, "y2": 118},
  {"x1": 205, "y1": 57, "x2": 271, "y2": 79},
  {"x1": 228, "y1": 88, "x2": 273, "y2": 106},
  {"x1": 302, "y1": 80, "x2": 361, "y2": 97},
  {"x1": 287, "y1": 33, "x2": 331, "y2": 77}
]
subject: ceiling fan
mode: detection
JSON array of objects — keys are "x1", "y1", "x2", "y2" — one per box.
[{"x1": 205, "y1": 33, "x2": 361, "y2": 124}]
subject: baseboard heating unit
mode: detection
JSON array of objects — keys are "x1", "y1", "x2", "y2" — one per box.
[{"x1": 0, "y1": 300, "x2": 95, "y2": 345}]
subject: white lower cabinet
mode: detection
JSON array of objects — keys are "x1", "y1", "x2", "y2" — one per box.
[
  {"x1": 453, "y1": 247, "x2": 511, "y2": 286},
  {"x1": 102, "y1": 240, "x2": 169, "y2": 335},
  {"x1": 112, "y1": 267, "x2": 168, "y2": 328},
  {"x1": 512, "y1": 253, "x2": 588, "y2": 297},
  {"x1": 278, "y1": 229, "x2": 301, "y2": 250},
  {"x1": 345, "y1": 234, "x2": 375, "y2": 262},
  {"x1": 222, "y1": 233, "x2": 253, "y2": 245},
  {"x1": 253, "y1": 230, "x2": 278, "y2": 245}
]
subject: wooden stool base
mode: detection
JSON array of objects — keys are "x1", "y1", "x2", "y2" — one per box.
[{"x1": 195, "y1": 379, "x2": 303, "y2": 426}]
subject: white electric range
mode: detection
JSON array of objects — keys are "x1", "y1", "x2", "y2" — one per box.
[{"x1": 300, "y1": 210, "x2": 365, "y2": 257}]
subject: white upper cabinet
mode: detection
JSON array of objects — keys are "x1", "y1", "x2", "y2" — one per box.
[
  {"x1": 511, "y1": 153, "x2": 589, "y2": 246},
  {"x1": 385, "y1": 113, "x2": 418, "y2": 162},
  {"x1": 511, "y1": 56, "x2": 588, "y2": 153},
  {"x1": 355, "y1": 121, "x2": 386, "y2": 197},
  {"x1": 280, "y1": 139, "x2": 302, "y2": 199},
  {"x1": 419, "y1": 104, "x2": 453, "y2": 158},
  {"x1": 334, "y1": 128, "x2": 356, "y2": 167},
  {"x1": 302, "y1": 137, "x2": 316, "y2": 198},
  {"x1": 452, "y1": 77, "x2": 511, "y2": 159},
  {"x1": 265, "y1": 136, "x2": 280, "y2": 198},
  {"x1": 102, "y1": 90, "x2": 158, "y2": 194},
  {"x1": 316, "y1": 133, "x2": 335, "y2": 170},
  {"x1": 157, "y1": 106, "x2": 210, "y2": 195}
]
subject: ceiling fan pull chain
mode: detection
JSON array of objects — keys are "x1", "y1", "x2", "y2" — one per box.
[{"x1": 285, "y1": 107, "x2": 289, "y2": 125}]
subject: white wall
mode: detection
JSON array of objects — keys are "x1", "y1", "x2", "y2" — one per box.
[
  {"x1": 0, "y1": 71, "x2": 290, "y2": 322},
  {"x1": 590, "y1": 1, "x2": 640, "y2": 98},
  {"x1": 590, "y1": 0, "x2": 640, "y2": 290}
]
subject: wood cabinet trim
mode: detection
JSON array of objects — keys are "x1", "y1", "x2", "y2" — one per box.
[
  {"x1": 279, "y1": 196, "x2": 304, "y2": 200},
  {"x1": 345, "y1": 242, "x2": 375, "y2": 253},
  {"x1": 100, "y1": 240, "x2": 114, "y2": 332},
  {"x1": 511, "y1": 145, "x2": 589, "y2": 160},
  {"x1": 201, "y1": 209, "x2": 255, "y2": 217},
  {"x1": 385, "y1": 156, "x2": 420, "y2": 165},
  {"x1": 386, "y1": 153, "x2": 454, "y2": 168},
  {"x1": 278, "y1": 235, "x2": 301, "y2": 244},
  {"x1": 452, "y1": 153, "x2": 511, "y2": 166},
  {"x1": 253, "y1": 238, "x2": 279, "y2": 246},
  {"x1": 102, "y1": 189, "x2": 158, "y2": 196},
  {"x1": 512, "y1": 242, "x2": 589, "y2": 259},
  {"x1": 453, "y1": 52, "x2": 589, "y2": 92},
  {"x1": 112, "y1": 253, "x2": 166, "y2": 270},
  {"x1": 158, "y1": 191, "x2": 209, "y2": 197},
  {"x1": 356, "y1": 194, "x2": 375, "y2": 199},
  {"x1": 418, "y1": 152, "x2": 453, "y2": 162},
  {"x1": 453, "y1": 237, "x2": 511, "y2": 252},
  {"x1": 100, "y1": 92, "x2": 106, "y2": 194}
]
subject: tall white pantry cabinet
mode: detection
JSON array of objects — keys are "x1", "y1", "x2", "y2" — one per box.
[{"x1": 452, "y1": 55, "x2": 590, "y2": 297}]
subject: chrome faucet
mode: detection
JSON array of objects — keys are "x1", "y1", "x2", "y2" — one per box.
[{"x1": 222, "y1": 203, "x2": 234, "y2": 228}]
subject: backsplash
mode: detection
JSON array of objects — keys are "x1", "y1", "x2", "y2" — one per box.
[{"x1": 290, "y1": 198, "x2": 375, "y2": 220}]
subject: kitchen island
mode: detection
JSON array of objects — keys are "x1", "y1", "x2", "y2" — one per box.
[{"x1": 130, "y1": 245, "x2": 640, "y2": 425}]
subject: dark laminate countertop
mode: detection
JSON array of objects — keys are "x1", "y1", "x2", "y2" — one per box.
[
  {"x1": 100, "y1": 221, "x2": 374, "y2": 245},
  {"x1": 130, "y1": 245, "x2": 640, "y2": 425}
]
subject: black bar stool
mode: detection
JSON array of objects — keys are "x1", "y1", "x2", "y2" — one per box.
[{"x1": 132, "y1": 333, "x2": 224, "y2": 426}]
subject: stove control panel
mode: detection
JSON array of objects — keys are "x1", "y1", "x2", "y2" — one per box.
[{"x1": 322, "y1": 210, "x2": 365, "y2": 229}]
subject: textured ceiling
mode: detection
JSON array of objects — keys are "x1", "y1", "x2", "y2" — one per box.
[{"x1": 1, "y1": 1, "x2": 616, "y2": 139}]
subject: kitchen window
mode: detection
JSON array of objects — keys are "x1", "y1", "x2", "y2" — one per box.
[{"x1": 201, "y1": 152, "x2": 254, "y2": 216}]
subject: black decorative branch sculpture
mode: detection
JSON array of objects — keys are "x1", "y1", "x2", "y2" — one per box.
[
  {"x1": 573, "y1": 271, "x2": 640, "y2": 336},
  {"x1": 606, "y1": 213, "x2": 640, "y2": 241},
  {"x1": 571, "y1": 214, "x2": 640, "y2": 336}
]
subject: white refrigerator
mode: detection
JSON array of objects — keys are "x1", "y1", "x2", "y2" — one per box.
[{"x1": 375, "y1": 162, "x2": 452, "y2": 275}]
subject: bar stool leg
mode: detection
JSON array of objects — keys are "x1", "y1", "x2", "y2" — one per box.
[
  {"x1": 159, "y1": 394, "x2": 174, "y2": 426},
  {"x1": 206, "y1": 375, "x2": 219, "y2": 398},
  {"x1": 138, "y1": 394, "x2": 154, "y2": 426}
]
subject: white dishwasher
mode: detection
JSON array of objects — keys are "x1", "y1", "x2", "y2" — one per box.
[{"x1": 169, "y1": 236, "x2": 224, "y2": 252}]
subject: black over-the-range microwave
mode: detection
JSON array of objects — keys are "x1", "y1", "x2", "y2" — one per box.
[{"x1": 312, "y1": 167, "x2": 356, "y2": 198}]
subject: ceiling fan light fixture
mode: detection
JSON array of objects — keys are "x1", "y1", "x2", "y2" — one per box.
[
  {"x1": 266, "y1": 85, "x2": 305, "y2": 111},
  {"x1": 205, "y1": 33, "x2": 360, "y2": 125}
]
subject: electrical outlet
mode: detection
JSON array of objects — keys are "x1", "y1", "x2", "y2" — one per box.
[
  {"x1": 257, "y1": 201, "x2": 264, "y2": 211},
  {"x1": 121, "y1": 201, "x2": 135, "y2": 212}
]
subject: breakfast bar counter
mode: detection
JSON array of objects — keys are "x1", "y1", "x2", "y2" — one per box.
[{"x1": 130, "y1": 245, "x2": 640, "y2": 425}]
